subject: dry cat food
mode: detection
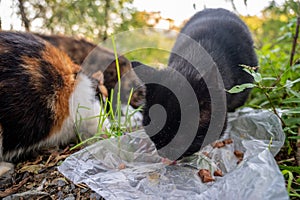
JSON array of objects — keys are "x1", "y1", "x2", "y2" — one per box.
[
  {"x1": 212, "y1": 141, "x2": 226, "y2": 148},
  {"x1": 118, "y1": 163, "x2": 126, "y2": 170},
  {"x1": 223, "y1": 138, "x2": 233, "y2": 144},
  {"x1": 198, "y1": 169, "x2": 215, "y2": 183},
  {"x1": 212, "y1": 138, "x2": 233, "y2": 148},
  {"x1": 213, "y1": 169, "x2": 223, "y2": 177},
  {"x1": 234, "y1": 150, "x2": 244, "y2": 164}
]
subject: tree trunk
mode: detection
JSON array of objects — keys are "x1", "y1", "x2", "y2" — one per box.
[
  {"x1": 18, "y1": 0, "x2": 30, "y2": 31},
  {"x1": 289, "y1": 17, "x2": 300, "y2": 67},
  {"x1": 103, "y1": 0, "x2": 110, "y2": 41},
  {"x1": 292, "y1": 17, "x2": 300, "y2": 167}
]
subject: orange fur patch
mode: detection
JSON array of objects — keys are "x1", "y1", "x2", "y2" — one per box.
[
  {"x1": 42, "y1": 42, "x2": 82, "y2": 136},
  {"x1": 21, "y1": 56, "x2": 44, "y2": 90}
]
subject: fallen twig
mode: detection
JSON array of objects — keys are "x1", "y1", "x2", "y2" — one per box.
[{"x1": 0, "y1": 177, "x2": 30, "y2": 198}]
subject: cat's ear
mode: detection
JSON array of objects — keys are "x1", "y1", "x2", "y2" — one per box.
[
  {"x1": 130, "y1": 61, "x2": 143, "y2": 69},
  {"x1": 92, "y1": 70, "x2": 108, "y2": 98},
  {"x1": 131, "y1": 61, "x2": 159, "y2": 84}
]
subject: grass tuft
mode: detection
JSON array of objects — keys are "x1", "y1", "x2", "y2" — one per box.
[{"x1": 71, "y1": 36, "x2": 142, "y2": 150}]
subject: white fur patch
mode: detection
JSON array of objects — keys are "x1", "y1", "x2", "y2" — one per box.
[
  {"x1": 44, "y1": 73, "x2": 110, "y2": 146},
  {"x1": 69, "y1": 73, "x2": 110, "y2": 139}
]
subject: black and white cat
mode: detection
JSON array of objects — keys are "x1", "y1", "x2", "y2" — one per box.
[{"x1": 0, "y1": 31, "x2": 108, "y2": 163}]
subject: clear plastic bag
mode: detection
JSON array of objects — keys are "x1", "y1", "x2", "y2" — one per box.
[{"x1": 58, "y1": 109, "x2": 288, "y2": 200}]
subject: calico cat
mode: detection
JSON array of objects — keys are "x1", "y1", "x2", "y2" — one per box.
[
  {"x1": 140, "y1": 8, "x2": 258, "y2": 160},
  {"x1": 35, "y1": 34, "x2": 145, "y2": 109},
  {"x1": 0, "y1": 31, "x2": 106, "y2": 162}
]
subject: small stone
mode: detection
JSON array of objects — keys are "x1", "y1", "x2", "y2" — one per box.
[
  {"x1": 57, "y1": 191, "x2": 64, "y2": 199},
  {"x1": 64, "y1": 194, "x2": 75, "y2": 200},
  {"x1": 57, "y1": 179, "x2": 67, "y2": 187},
  {"x1": 80, "y1": 188, "x2": 89, "y2": 194},
  {"x1": 62, "y1": 185, "x2": 70, "y2": 193},
  {"x1": 70, "y1": 183, "x2": 76, "y2": 190}
]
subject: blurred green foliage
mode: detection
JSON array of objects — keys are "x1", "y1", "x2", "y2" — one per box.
[
  {"x1": 10, "y1": 0, "x2": 146, "y2": 41},
  {"x1": 120, "y1": 30, "x2": 176, "y2": 67},
  {"x1": 242, "y1": 1, "x2": 300, "y2": 198}
]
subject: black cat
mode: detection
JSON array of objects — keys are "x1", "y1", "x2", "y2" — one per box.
[{"x1": 138, "y1": 8, "x2": 258, "y2": 160}]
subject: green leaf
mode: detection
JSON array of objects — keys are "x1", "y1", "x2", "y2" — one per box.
[
  {"x1": 280, "y1": 165, "x2": 300, "y2": 174},
  {"x1": 284, "y1": 126, "x2": 299, "y2": 135},
  {"x1": 281, "y1": 169, "x2": 293, "y2": 193},
  {"x1": 253, "y1": 72, "x2": 262, "y2": 83},
  {"x1": 242, "y1": 67, "x2": 262, "y2": 83},
  {"x1": 262, "y1": 77, "x2": 277, "y2": 81},
  {"x1": 227, "y1": 83, "x2": 256, "y2": 94},
  {"x1": 283, "y1": 118, "x2": 300, "y2": 126},
  {"x1": 292, "y1": 64, "x2": 300, "y2": 71},
  {"x1": 282, "y1": 98, "x2": 300, "y2": 104},
  {"x1": 288, "y1": 136, "x2": 300, "y2": 140},
  {"x1": 284, "y1": 78, "x2": 300, "y2": 88},
  {"x1": 242, "y1": 67, "x2": 253, "y2": 75},
  {"x1": 284, "y1": 108, "x2": 300, "y2": 114},
  {"x1": 285, "y1": 88, "x2": 300, "y2": 98}
]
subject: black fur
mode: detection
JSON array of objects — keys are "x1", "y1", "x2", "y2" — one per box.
[{"x1": 141, "y1": 8, "x2": 258, "y2": 159}]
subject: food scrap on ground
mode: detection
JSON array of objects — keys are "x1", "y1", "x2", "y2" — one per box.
[
  {"x1": 198, "y1": 169, "x2": 215, "y2": 183},
  {"x1": 118, "y1": 163, "x2": 126, "y2": 170},
  {"x1": 212, "y1": 138, "x2": 234, "y2": 148},
  {"x1": 223, "y1": 138, "x2": 233, "y2": 145},
  {"x1": 212, "y1": 141, "x2": 226, "y2": 148},
  {"x1": 213, "y1": 169, "x2": 223, "y2": 177},
  {"x1": 234, "y1": 150, "x2": 244, "y2": 164}
]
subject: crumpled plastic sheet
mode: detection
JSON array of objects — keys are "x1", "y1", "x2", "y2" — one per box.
[{"x1": 58, "y1": 108, "x2": 288, "y2": 200}]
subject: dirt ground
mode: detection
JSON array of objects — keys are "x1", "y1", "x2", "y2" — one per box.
[{"x1": 0, "y1": 146, "x2": 105, "y2": 200}]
